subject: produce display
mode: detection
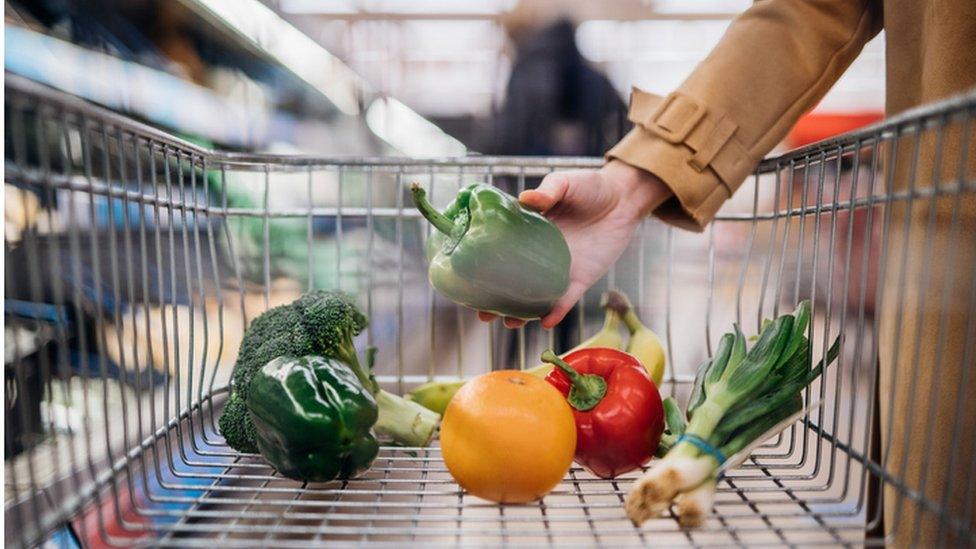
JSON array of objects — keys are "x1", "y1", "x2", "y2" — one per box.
[
  {"x1": 218, "y1": 291, "x2": 439, "y2": 480},
  {"x1": 440, "y1": 370, "x2": 577, "y2": 503},
  {"x1": 247, "y1": 356, "x2": 380, "y2": 482},
  {"x1": 542, "y1": 348, "x2": 664, "y2": 479},
  {"x1": 410, "y1": 182, "x2": 571, "y2": 320},
  {"x1": 625, "y1": 301, "x2": 842, "y2": 527},
  {"x1": 405, "y1": 290, "x2": 660, "y2": 414}
]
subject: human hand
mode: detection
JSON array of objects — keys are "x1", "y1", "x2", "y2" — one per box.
[{"x1": 479, "y1": 160, "x2": 673, "y2": 329}]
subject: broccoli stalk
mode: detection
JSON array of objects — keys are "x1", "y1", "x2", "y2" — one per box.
[
  {"x1": 219, "y1": 291, "x2": 439, "y2": 452},
  {"x1": 363, "y1": 345, "x2": 440, "y2": 447}
]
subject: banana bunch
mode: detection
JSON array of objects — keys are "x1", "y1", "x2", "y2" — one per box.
[
  {"x1": 602, "y1": 290, "x2": 666, "y2": 386},
  {"x1": 406, "y1": 290, "x2": 666, "y2": 414}
]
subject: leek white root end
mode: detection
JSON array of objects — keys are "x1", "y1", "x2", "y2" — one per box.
[
  {"x1": 676, "y1": 478, "x2": 717, "y2": 527},
  {"x1": 625, "y1": 456, "x2": 716, "y2": 525}
]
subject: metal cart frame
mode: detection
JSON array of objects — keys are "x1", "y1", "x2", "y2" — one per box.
[{"x1": 5, "y1": 74, "x2": 976, "y2": 547}]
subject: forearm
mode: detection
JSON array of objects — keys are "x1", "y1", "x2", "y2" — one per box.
[{"x1": 609, "y1": 0, "x2": 883, "y2": 231}]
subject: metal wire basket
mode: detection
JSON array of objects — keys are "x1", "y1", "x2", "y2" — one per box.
[{"x1": 5, "y1": 73, "x2": 976, "y2": 547}]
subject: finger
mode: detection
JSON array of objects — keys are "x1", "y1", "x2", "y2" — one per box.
[
  {"x1": 503, "y1": 317, "x2": 527, "y2": 329},
  {"x1": 477, "y1": 311, "x2": 497, "y2": 323},
  {"x1": 519, "y1": 172, "x2": 570, "y2": 213},
  {"x1": 541, "y1": 281, "x2": 587, "y2": 329}
]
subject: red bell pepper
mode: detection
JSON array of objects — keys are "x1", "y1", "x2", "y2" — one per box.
[{"x1": 542, "y1": 347, "x2": 664, "y2": 479}]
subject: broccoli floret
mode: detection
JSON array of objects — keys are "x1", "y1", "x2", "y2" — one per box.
[
  {"x1": 219, "y1": 301, "x2": 316, "y2": 452},
  {"x1": 294, "y1": 291, "x2": 371, "y2": 388},
  {"x1": 231, "y1": 303, "x2": 311, "y2": 404},
  {"x1": 219, "y1": 290, "x2": 439, "y2": 453},
  {"x1": 217, "y1": 392, "x2": 257, "y2": 453}
]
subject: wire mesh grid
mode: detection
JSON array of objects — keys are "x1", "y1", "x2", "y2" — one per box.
[{"x1": 4, "y1": 73, "x2": 976, "y2": 547}]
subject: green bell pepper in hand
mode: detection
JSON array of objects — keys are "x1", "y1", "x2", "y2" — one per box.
[
  {"x1": 410, "y1": 183, "x2": 571, "y2": 320},
  {"x1": 247, "y1": 355, "x2": 379, "y2": 482}
]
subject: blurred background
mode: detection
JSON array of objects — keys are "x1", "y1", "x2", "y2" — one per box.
[{"x1": 4, "y1": 0, "x2": 886, "y2": 158}]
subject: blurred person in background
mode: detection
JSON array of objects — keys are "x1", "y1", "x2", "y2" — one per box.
[
  {"x1": 482, "y1": 1, "x2": 976, "y2": 544},
  {"x1": 481, "y1": 8, "x2": 627, "y2": 158}
]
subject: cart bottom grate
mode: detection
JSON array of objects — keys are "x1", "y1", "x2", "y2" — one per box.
[{"x1": 46, "y1": 393, "x2": 867, "y2": 547}]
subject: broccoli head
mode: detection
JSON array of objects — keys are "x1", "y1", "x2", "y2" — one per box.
[
  {"x1": 295, "y1": 291, "x2": 368, "y2": 365},
  {"x1": 230, "y1": 303, "x2": 311, "y2": 404},
  {"x1": 219, "y1": 290, "x2": 370, "y2": 452}
]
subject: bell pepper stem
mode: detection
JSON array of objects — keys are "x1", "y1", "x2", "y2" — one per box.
[
  {"x1": 541, "y1": 349, "x2": 607, "y2": 411},
  {"x1": 410, "y1": 183, "x2": 455, "y2": 236}
]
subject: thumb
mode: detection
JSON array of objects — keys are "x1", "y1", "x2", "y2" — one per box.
[{"x1": 519, "y1": 172, "x2": 570, "y2": 213}]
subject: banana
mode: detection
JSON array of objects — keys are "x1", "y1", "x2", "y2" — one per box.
[
  {"x1": 523, "y1": 295, "x2": 625, "y2": 378},
  {"x1": 405, "y1": 298, "x2": 626, "y2": 414},
  {"x1": 604, "y1": 290, "x2": 667, "y2": 386},
  {"x1": 405, "y1": 379, "x2": 466, "y2": 415}
]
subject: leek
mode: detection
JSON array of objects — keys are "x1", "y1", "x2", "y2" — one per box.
[{"x1": 625, "y1": 301, "x2": 842, "y2": 526}]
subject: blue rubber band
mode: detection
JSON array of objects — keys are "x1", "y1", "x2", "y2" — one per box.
[{"x1": 676, "y1": 434, "x2": 726, "y2": 464}]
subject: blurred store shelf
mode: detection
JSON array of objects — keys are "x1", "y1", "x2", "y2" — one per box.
[{"x1": 4, "y1": 0, "x2": 465, "y2": 156}]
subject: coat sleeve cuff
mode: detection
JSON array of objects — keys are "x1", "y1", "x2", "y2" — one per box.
[{"x1": 606, "y1": 88, "x2": 759, "y2": 232}]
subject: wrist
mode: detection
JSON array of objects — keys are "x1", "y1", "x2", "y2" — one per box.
[{"x1": 601, "y1": 160, "x2": 674, "y2": 219}]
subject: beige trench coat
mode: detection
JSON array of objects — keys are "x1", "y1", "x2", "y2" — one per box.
[{"x1": 606, "y1": 1, "x2": 976, "y2": 545}]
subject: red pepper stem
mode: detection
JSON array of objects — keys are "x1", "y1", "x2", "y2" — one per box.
[
  {"x1": 541, "y1": 349, "x2": 607, "y2": 411},
  {"x1": 541, "y1": 350, "x2": 583, "y2": 384}
]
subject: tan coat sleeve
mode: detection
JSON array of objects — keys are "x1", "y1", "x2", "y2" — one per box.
[{"x1": 608, "y1": 0, "x2": 884, "y2": 231}]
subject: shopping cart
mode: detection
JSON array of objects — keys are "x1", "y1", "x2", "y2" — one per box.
[{"x1": 5, "y1": 73, "x2": 976, "y2": 547}]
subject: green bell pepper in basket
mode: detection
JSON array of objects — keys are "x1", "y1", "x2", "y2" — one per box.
[
  {"x1": 247, "y1": 355, "x2": 379, "y2": 482},
  {"x1": 410, "y1": 183, "x2": 571, "y2": 320}
]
